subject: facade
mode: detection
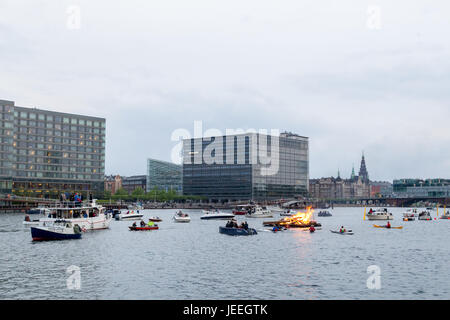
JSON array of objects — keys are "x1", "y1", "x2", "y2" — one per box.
[
  {"x1": 309, "y1": 154, "x2": 371, "y2": 200},
  {"x1": 122, "y1": 175, "x2": 147, "y2": 194},
  {"x1": 393, "y1": 179, "x2": 450, "y2": 198},
  {"x1": 147, "y1": 158, "x2": 182, "y2": 193},
  {"x1": 104, "y1": 174, "x2": 122, "y2": 195},
  {"x1": 182, "y1": 132, "x2": 309, "y2": 201},
  {"x1": 0, "y1": 99, "x2": 105, "y2": 198},
  {"x1": 370, "y1": 181, "x2": 393, "y2": 198}
]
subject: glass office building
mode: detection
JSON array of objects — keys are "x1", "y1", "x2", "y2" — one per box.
[
  {"x1": 393, "y1": 179, "x2": 450, "y2": 198},
  {"x1": 147, "y1": 158, "x2": 182, "y2": 194},
  {"x1": 0, "y1": 99, "x2": 105, "y2": 198},
  {"x1": 182, "y1": 132, "x2": 309, "y2": 201}
]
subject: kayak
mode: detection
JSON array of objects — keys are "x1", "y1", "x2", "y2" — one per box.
[
  {"x1": 129, "y1": 226, "x2": 159, "y2": 231},
  {"x1": 330, "y1": 230, "x2": 354, "y2": 235},
  {"x1": 373, "y1": 225, "x2": 403, "y2": 229}
]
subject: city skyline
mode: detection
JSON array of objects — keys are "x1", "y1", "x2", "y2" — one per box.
[{"x1": 1, "y1": 1, "x2": 450, "y2": 181}]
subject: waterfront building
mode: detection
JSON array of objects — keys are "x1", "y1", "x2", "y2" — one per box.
[
  {"x1": 122, "y1": 175, "x2": 147, "y2": 193},
  {"x1": 104, "y1": 174, "x2": 122, "y2": 195},
  {"x1": 0, "y1": 99, "x2": 105, "y2": 198},
  {"x1": 309, "y1": 154, "x2": 370, "y2": 199},
  {"x1": 182, "y1": 131, "x2": 309, "y2": 201},
  {"x1": 370, "y1": 181, "x2": 393, "y2": 198},
  {"x1": 393, "y1": 179, "x2": 450, "y2": 198},
  {"x1": 147, "y1": 158, "x2": 182, "y2": 194}
]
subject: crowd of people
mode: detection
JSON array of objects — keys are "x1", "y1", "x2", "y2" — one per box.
[{"x1": 226, "y1": 219, "x2": 249, "y2": 230}]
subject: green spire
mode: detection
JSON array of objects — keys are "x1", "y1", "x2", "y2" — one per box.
[{"x1": 351, "y1": 164, "x2": 356, "y2": 179}]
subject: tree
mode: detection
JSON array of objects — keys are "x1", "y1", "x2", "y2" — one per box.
[{"x1": 131, "y1": 187, "x2": 145, "y2": 200}]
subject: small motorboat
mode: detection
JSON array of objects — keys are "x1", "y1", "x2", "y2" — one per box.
[
  {"x1": 219, "y1": 226, "x2": 257, "y2": 236},
  {"x1": 115, "y1": 210, "x2": 144, "y2": 221},
  {"x1": 31, "y1": 220, "x2": 83, "y2": 241},
  {"x1": 148, "y1": 216, "x2": 162, "y2": 222},
  {"x1": 373, "y1": 224, "x2": 403, "y2": 229},
  {"x1": 439, "y1": 211, "x2": 450, "y2": 220},
  {"x1": 317, "y1": 211, "x2": 332, "y2": 217},
  {"x1": 173, "y1": 211, "x2": 191, "y2": 223},
  {"x1": 245, "y1": 206, "x2": 273, "y2": 218},
  {"x1": 330, "y1": 229, "x2": 354, "y2": 235},
  {"x1": 280, "y1": 209, "x2": 294, "y2": 217},
  {"x1": 418, "y1": 211, "x2": 432, "y2": 221},
  {"x1": 366, "y1": 208, "x2": 394, "y2": 220},
  {"x1": 201, "y1": 210, "x2": 235, "y2": 220},
  {"x1": 129, "y1": 226, "x2": 159, "y2": 231}
]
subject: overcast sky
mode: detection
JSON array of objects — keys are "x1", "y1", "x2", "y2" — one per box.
[{"x1": 1, "y1": 0, "x2": 449, "y2": 181}]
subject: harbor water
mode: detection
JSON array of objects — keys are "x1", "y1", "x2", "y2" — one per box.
[{"x1": 1, "y1": 207, "x2": 449, "y2": 300}]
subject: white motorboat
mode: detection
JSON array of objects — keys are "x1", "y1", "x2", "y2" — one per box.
[
  {"x1": 173, "y1": 211, "x2": 191, "y2": 223},
  {"x1": 246, "y1": 206, "x2": 273, "y2": 218},
  {"x1": 280, "y1": 209, "x2": 294, "y2": 217},
  {"x1": 402, "y1": 209, "x2": 418, "y2": 221},
  {"x1": 200, "y1": 210, "x2": 235, "y2": 220},
  {"x1": 31, "y1": 220, "x2": 83, "y2": 241},
  {"x1": 366, "y1": 208, "x2": 394, "y2": 221},
  {"x1": 418, "y1": 210, "x2": 432, "y2": 221},
  {"x1": 440, "y1": 211, "x2": 450, "y2": 220},
  {"x1": 267, "y1": 205, "x2": 284, "y2": 214},
  {"x1": 39, "y1": 199, "x2": 112, "y2": 231},
  {"x1": 115, "y1": 210, "x2": 144, "y2": 221}
]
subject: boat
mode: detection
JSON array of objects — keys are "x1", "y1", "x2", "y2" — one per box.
[
  {"x1": 38, "y1": 200, "x2": 112, "y2": 231},
  {"x1": 219, "y1": 226, "x2": 257, "y2": 236},
  {"x1": 280, "y1": 209, "x2": 294, "y2": 217},
  {"x1": 267, "y1": 205, "x2": 284, "y2": 214},
  {"x1": 173, "y1": 211, "x2": 191, "y2": 223},
  {"x1": 31, "y1": 220, "x2": 83, "y2": 241},
  {"x1": 148, "y1": 216, "x2": 163, "y2": 222},
  {"x1": 418, "y1": 211, "x2": 432, "y2": 221},
  {"x1": 402, "y1": 209, "x2": 418, "y2": 221},
  {"x1": 245, "y1": 206, "x2": 273, "y2": 218},
  {"x1": 201, "y1": 210, "x2": 235, "y2": 220},
  {"x1": 232, "y1": 204, "x2": 254, "y2": 215},
  {"x1": 317, "y1": 211, "x2": 332, "y2": 217},
  {"x1": 129, "y1": 226, "x2": 159, "y2": 231},
  {"x1": 439, "y1": 211, "x2": 450, "y2": 220},
  {"x1": 115, "y1": 210, "x2": 144, "y2": 221},
  {"x1": 330, "y1": 229, "x2": 354, "y2": 235},
  {"x1": 373, "y1": 224, "x2": 403, "y2": 229},
  {"x1": 366, "y1": 208, "x2": 394, "y2": 220}
]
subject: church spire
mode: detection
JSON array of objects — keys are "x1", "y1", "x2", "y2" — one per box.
[
  {"x1": 359, "y1": 152, "x2": 369, "y2": 182},
  {"x1": 351, "y1": 164, "x2": 355, "y2": 180}
]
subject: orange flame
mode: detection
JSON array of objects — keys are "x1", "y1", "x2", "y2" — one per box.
[{"x1": 282, "y1": 206, "x2": 314, "y2": 226}]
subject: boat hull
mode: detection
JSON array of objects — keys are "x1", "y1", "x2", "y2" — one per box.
[
  {"x1": 129, "y1": 226, "x2": 159, "y2": 231},
  {"x1": 367, "y1": 215, "x2": 394, "y2": 220},
  {"x1": 200, "y1": 214, "x2": 235, "y2": 220},
  {"x1": 219, "y1": 226, "x2": 257, "y2": 236},
  {"x1": 31, "y1": 227, "x2": 82, "y2": 241},
  {"x1": 330, "y1": 230, "x2": 354, "y2": 235}
]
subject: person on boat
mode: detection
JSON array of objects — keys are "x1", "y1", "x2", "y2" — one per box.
[
  {"x1": 339, "y1": 226, "x2": 346, "y2": 233},
  {"x1": 147, "y1": 220, "x2": 155, "y2": 227},
  {"x1": 243, "y1": 221, "x2": 249, "y2": 230},
  {"x1": 309, "y1": 225, "x2": 315, "y2": 233},
  {"x1": 140, "y1": 220, "x2": 146, "y2": 227},
  {"x1": 132, "y1": 222, "x2": 137, "y2": 228},
  {"x1": 369, "y1": 208, "x2": 373, "y2": 214},
  {"x1": 24, "y1": 214, "x2": 31, "y2": 222},
  {"x1": 386, "y1": 221, "x2": 391, "y2": 229}
]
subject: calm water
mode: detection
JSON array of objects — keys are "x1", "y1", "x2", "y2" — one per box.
[{"x1": 0, "y1": 207, "x2": 449, "y2": 300}]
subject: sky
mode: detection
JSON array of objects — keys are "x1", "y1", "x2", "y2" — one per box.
[{"x1": 1, "y1": 0, "x2": 449, "y2": 181}]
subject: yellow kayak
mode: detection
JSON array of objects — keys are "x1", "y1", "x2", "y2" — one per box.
[{"x1": 373, "y1": 224, "x2": 403, "y2": 230}]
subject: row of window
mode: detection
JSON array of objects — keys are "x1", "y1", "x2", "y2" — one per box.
[
  {"x1": 14, "y1": 111, "x2": 105, "y2": 128},
  {"x1": 14, "y1": 122, "x2": 105, "y2": 135}
]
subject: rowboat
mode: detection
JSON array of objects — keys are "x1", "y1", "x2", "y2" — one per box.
[
  {"x1": 219, "y1": 226, "x2": 257, "y2": 236},
  {"x1": 373, "y1": 224, "x2": 403, "y2": 229},
  {"x1": 129, "y1": 226, "x2": 159, "y2": 231}
]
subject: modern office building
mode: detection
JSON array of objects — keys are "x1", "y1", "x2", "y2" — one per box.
[
  {"x1": 0, "y1": 99, "x2": 105, "y2": 198},
  {"x1": 147, "y1": 158, "x2": 182, "y2": 193},
  {"x1": 122, "y1": 175, "x2": 147, "y2": 194},
  {"x1": 393, "y1": 179, "x2": 450, "y2": 198},
  {"x1": 182, "y1": 132, "x2": 309, "y2": 201}
]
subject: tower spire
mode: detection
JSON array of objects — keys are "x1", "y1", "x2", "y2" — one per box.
[{"x1": 359, "y1": 152, "x2": 369, "y2": 182}]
